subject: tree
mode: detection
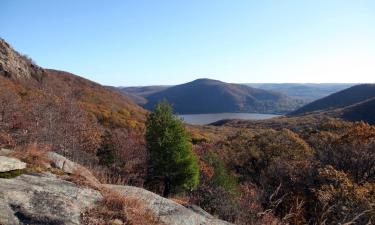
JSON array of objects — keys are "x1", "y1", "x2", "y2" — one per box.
[
  {"x1": 97, "y1": 130, "x2": 116, "y2": 166},
  {"x1": 146, "y1": 101, "x2": 199, "y2": 197}
]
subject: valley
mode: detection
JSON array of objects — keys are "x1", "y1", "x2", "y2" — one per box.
[{"x1": 0, "y1": 38, "x2": 374, "y2": 225}]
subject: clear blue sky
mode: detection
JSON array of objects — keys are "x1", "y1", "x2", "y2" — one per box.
[{"x1": 1, "y1": 0, "x2": 374, "y2": 86}]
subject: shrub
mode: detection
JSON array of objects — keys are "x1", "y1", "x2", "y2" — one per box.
[
  {"x1": 317, "y1": 122, "x2": 375, "y2": 184},
  {"x1": 205, "y1": 152, "x2": 238, "y2": 194},
  {"x1": 0, "y1": 169, "x2": 25, "y2": 178},
  {"x1": 311, "y1": 166, "x2": 375, "y2": 225},
  {"x1": 192, "y1": 179, "x2": 239, "y2": 222}
]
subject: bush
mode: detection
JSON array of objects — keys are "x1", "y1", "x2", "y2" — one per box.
[
  {"x1": 205, "y1": 152, "x2": 238, "y2": 194},
  {"x1": 311, "y1": 166, "x2": 375, "y2": 225},
  {"x1": 0, "y1": 169, "x2": 25, "y2": 178},
  {"x1": 317, "y1": 122, "x2": 375, "y2": 184}
]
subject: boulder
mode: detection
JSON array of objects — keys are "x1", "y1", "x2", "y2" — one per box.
[
  {"x1": 0, "y1": 156, "x2": 26, "y2": 172},
  {"x1": 106, "y1": 185, "x2": 234, "y2": 225},
  {"x1": 0, "y1": 148, "x2": 12, "y2": 156},
  {"x1": 47, "y1": 152, "x2": 76, "y2": 173},
  {"x1": 0, "y1": 173, "x2": 102, "y2": 225},
  {"x1": 48, "y1": 152, "x2": 101, "y2": 187}
]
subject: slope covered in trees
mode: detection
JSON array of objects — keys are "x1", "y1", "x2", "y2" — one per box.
[
  {"x1": 341, "y1": 97, "x2": 375, "y2": 125},
  {"x1": 141, "y1": 78, "x2": 305, "y2": 114},
  {"x1": 290, "y1": 84, "x2": 375, "y2": 115},
  {"x1": 0, "y1": 38, "x2": 147, "y2": 185}
]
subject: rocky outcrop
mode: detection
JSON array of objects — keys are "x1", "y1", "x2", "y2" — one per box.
[
  {"x1": 0, "y1": 38, "x2": 45, "y2": 81},
  {"x1": 47, "y1": 152, "x2": 101, "y2": 188},
  {"x1": 0, "y1": 152, "x2": 233, "y2": 225},
  {"x1": 0, "y1": 173, "x2": 102, "y2": 225},
  {"x1": 0, "y1": 156, "x2": 26, "y2": 172},
  {"x1": 107, "y1": 185, "x2": 234, "y2": 225}
]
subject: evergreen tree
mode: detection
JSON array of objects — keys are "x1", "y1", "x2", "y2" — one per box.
[
  {"x1": 96, "y1": 130, "x2": 116, "y2": 166},
  {"x1": 146, "y1": 101, "x2": 199, "y2": 197}
]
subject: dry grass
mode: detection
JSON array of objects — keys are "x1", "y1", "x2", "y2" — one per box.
[
  {"x1": 66, "y1": 167, "x2": 102, "y2": 190},
  {"x1": 81, "y1": 187, "x2": 164, "y2": 225},
  {"x1": 10, "y1": 143, "x2": 50, "y2": 173},
  {"x1": 170, "y1": 196, "x2": 190, "y2": 206}
]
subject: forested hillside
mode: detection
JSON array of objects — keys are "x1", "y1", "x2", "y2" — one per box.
[
  {"x1": 139, "y1": 78, "x2": 305, "y2": 114},
  {"x1": 0, "y1": 38, "x2": 147, "y2": 185},
  {"x1": 290, "y1": 84, "x2": 375, "y2": 115}
]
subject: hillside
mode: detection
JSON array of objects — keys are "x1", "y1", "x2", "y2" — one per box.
[
  {"x1": 290, "y1": 84, "x2": 375, "y2": 116},
  {"x1": 0, "y1": 38, "x2": 147, "y2": 185},
  {"x1": 133, "y1": 78, "x2": 304, "y2": 114},
  {"x1": 122, "y1": 85, "x2": 170, "y2": 97},
  {"x1": 341, "y1": 97, "x2": 375, "y2": 125}
]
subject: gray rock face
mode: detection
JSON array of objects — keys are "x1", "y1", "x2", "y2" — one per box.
[
  {"x1": 0, "y1": 156, "x2": 26, "y2": 172},
  {"x1": 0, "y1": 38, "x2": 45, "y2": 81},
  {"x1": 0, "y1": 152, "x2": 234, "y2": 225},
  {"x1": 48, "y1": 152, "x2": 76, "y2": 173},
  {"x1": 0, "y1": 173, "x2": 102, "y2": 225},
  {"x1": 106, "y1": 185, "x2": 234, "y2": 225},
  {"x1": 48, "y1": 152, "x2": 101, "y2": 187}
]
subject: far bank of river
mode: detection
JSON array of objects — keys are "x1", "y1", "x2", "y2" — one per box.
[{"x1": 178, "y1": 113, "x2": 279, "y2": 125}]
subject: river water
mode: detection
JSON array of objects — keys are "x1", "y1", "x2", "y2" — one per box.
[{"x1": 178, "y1": 113, "x2": 279, "y2": 125}]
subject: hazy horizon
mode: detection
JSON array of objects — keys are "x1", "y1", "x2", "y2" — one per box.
[
  {"x1": 120, "y1": 79, "x2": 359, "y2": 88},
  {"x1": 1, "y1": 0, "x2": 374, "y2": 86}
]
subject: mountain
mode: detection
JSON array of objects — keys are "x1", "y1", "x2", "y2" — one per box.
[
  {"x1": 290, "y1": 84, "x2": 375, "y2": 116},
  {"x1": 122, "y1": 85, "x2": 171, "y2": 97},
  {"x1": 245, "y1": 83, "x2": 355, "y2": 102},
  {"x1": 119, "y1": 85, "x2": 171, "y2": 105},
  {"x1": 137, "y1": 78, "x2": 305, "y2": 114}
]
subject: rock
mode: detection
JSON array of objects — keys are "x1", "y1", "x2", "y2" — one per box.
[
  {"x1": 0, "y1": 38, "x2": 45, "y2": 81},
  {"x1": 106, "y1": 185, "x2": 234, "y2": 225},
  {"x1": 185, "y1": 204, "x2": 214, "y2": 218},
  {"x1": 0, "y1": 173, "x2": 102, "y2": 225},
  {"x1": 48, "y1": 152, "x2": 101, "y2": 187},
  {"x1": 110, "y1": 219, "x2": 124, "y2": 225},
  {"x1": 0, "y1": 156, "x2": 26, "y2": 172},
  {"x1": 47, "y1": 152, "x2": 76, "y2": 173},
  {"x1": 0, "y1": 148, "x2": 12, "y2": 156}
]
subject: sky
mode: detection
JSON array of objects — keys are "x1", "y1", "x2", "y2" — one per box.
[{"x1": 1, "y1": 0, "x2": 374, "y2": 86}]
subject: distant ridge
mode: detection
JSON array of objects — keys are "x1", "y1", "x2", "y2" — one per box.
[
  {"x1": 124, "y1": 78, "x2": 305, "y2": 114},
  {"x1": 290, "y1": 84, "x2": 375, "y2": 115},
  {"x1": 341, "y1": 97, "x2": 375, "y2": 125}
]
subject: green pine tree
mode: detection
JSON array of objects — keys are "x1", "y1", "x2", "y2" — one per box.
[{"x1": 146, "y1": 101, "x2": 199, "y2": 197}]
